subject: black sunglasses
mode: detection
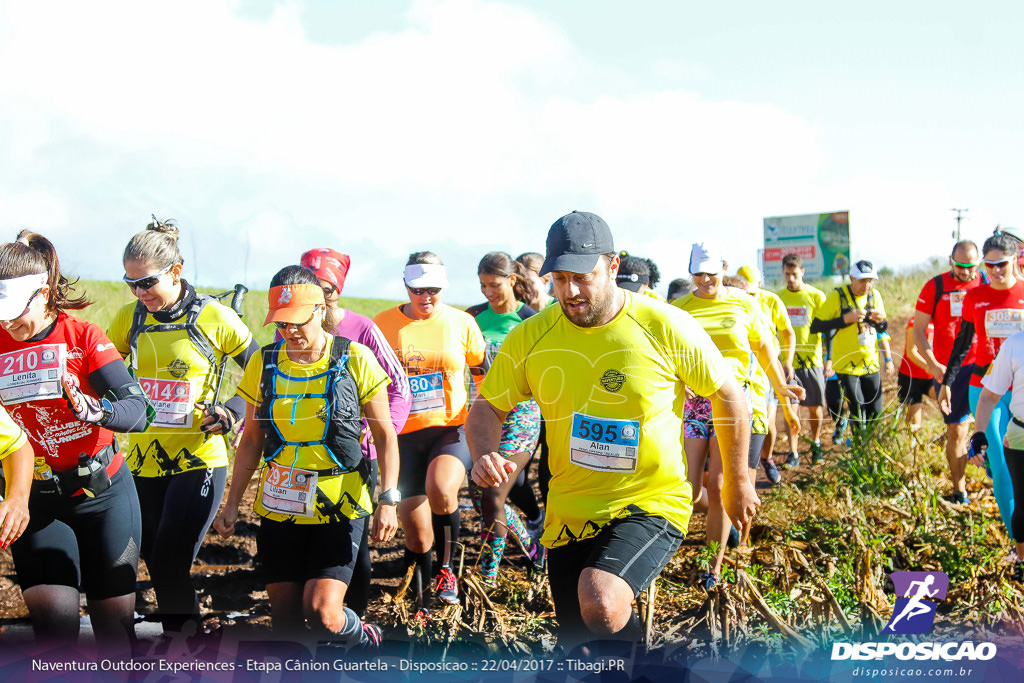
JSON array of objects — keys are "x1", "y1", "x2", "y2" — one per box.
[
  {"x1": 408, "y1": 286, "x2": 441, "y2": 296},
  {"x1": 273, "y1": 306, "x2": 322, "y2": 330},
  {"x1": 123, "y1": 264, "x2": 172, "y2": 291}
]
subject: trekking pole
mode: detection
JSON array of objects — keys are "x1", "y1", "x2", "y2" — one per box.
[{"x1": 202, "y1": 284, "x2": 247, "y2": 434}]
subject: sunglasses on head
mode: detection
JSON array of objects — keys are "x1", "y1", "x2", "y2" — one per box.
[
  {"x1": 123, "y1": 264, "x2": 172, "y2": 291},
  {"x1": 408, "y1": 286, "x2": 441, "y2": 296},
  {"x1": 273, "y1": 305, "x2": 322, "y2": 330}
]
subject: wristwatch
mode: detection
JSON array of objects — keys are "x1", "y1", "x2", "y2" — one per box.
[
  {"x1": 98, "y1": 397, "x2": 115, "y2": 426},
  {"x1": 377, "y1": 488, "x2": 401, "y2": 506}
]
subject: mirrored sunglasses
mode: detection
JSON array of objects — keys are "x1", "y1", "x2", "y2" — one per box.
[{"x1": 123, "y1": 264, "x2": 172, "y2": 291}]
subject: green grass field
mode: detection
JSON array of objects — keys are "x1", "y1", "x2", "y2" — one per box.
[{"x1": 69, "y1": 270, "x2": 1024, "y2": 650}]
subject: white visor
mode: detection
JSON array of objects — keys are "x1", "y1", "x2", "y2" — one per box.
[
  {"x1": 0, "y1": 272, "x2": 46, "y2": 320},
  {"x1": 404, "y1": 264, "x2": 449, "y2": 289}
]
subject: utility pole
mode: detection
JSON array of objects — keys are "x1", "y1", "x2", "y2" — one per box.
[{"x1": 951, "y1": 208, "x2": 968, "y2": 240}]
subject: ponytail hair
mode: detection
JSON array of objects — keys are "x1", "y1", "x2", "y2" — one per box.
[
  {"x1": 0, "y1": 231, "x2": 90, "y2": 312},
  {"x1": 124, "y1": 215, "x2": 184, "y2": 270},
  {"x1": 478, "y1": 251, "x2": 531, "y2": 303}
]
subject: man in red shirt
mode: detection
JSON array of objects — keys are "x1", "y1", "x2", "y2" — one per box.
[{"x1": 911, "y1": 240, "x2": 982, "y2": 504}]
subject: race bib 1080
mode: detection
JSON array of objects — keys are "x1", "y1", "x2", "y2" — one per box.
[
  {"x1": 0, "y1": 344, "x2": 66, "y2": 404},
  {"x1": 569, "y1": 413, "x2": 640, "y2": 473},
  {"x1": 409, "y1": 371, "x2": 445, "y2": 414}
]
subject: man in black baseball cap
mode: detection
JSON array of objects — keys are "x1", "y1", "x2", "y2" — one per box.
[
  {"x1": 536, "y1": 211, "x2": 620, "y2": 327},
  {"x1": 540, "y1": 211, "x2": 615, "y2": 276},
  {"x1": 466, "y1": 209, "x2": 759, "y2": 646}
]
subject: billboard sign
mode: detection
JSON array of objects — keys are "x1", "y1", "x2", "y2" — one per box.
[{"x1": 762, "y1": 211, "x2": 850, "y2": 287}]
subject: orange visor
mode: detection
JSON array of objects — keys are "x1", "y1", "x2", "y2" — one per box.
[{"x1": 264, "y1": 283, "x2": 326, "y2": 325}]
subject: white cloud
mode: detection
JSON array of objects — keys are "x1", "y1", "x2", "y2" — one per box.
[{"x1": 0, "y1": 0, "x2": 912, "y2": 301}]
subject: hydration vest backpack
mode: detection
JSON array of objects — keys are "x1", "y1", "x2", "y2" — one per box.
[
  {"x1": 835, "y1": 285, "x2": 876, "y2": 317},
  {"x1": 128, "y1": 294, "x2": 217, "y2": 371},
  {"x1": 255, "y1": 336, "x2": 364, "y2": 473}
]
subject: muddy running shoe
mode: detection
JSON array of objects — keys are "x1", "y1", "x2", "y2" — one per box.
[
  {"x1": 811, "y1": 441, "x2": 824, "y2": 465},
  {"x1": 832, "y1": 417, "x2": 848, "y2": 443},
  {"x1": 946, "y1": 490, "x2": 970, "y2": 505},
  {"x1": 761, "y1": 457, "x2": 781, "y2": 484},
  {"x1": 782, "y1": 451, "x2": 800, "y2": 470},
  {"x1": 359, "y1": 622, "x2": 383, "y2": 648},
  {"x1": 727, "y1": 525, "x2": 740, "y2": 548},
  {"x1": 413, "y1": 608, "x2": 432, "y2": 624},
  {"x1": 526, "y1": 512, "x2": 545, "y2": 547},
  {"x1": 435, "y1": 566, "x2": 459, "y2": 604},
  {"x1": 699, "y1": 572, "x2": 719, "y2": 592},
  {"x1": 1015, "y1": 562, "x2": 1024, "y2": 583}
]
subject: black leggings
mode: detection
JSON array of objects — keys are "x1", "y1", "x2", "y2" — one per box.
[
  {"x1": 13, "y1": 461, "x2": 141, "y2": 600},
  {"x1": 537, "y1": 421, "x2": 550, "y2": 506},
  {"x1": 1005, "y1": 447, "x2": 1024, "y2": 543},
  {"x1": 833, "y1": 372, "x2": 883, "y2": 424},
  {"x1": 346, "y1": 459, "x2": 377, "y2": 618},
  {"x1": 135, "y1": 467, "x2": 226, "y2": 632}
]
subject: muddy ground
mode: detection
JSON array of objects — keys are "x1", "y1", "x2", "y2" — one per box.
[{"x1": 0, "y1": 312, "x2": 926, "y2": 651}]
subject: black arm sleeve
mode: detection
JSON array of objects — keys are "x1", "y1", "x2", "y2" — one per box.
[
  {"x1": 87, "y1": 362, "x2": 152, "y2": 433},
  {"x1": 874, "y1": 318, "x2": 888, "y2": 334},
  {"x1": 220, "y1": 339, "x2": 259, "y2": 421},
  {"x1": 810, "y1": 315, "x2": 848, "y2": 334},
  {"x1": 231, "y1": 339, "x2": 260, "y2": 370},
  {"x1": 942, "y1": 322, "x2": 976, "y2": 386}
]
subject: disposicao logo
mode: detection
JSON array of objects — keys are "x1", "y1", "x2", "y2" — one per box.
[
  {"x1": 831, "y1": 570, "x2": 997, "y2": 662},
  {"x1": 882, "y1": 571, "x2": 948, "y2": 635}
]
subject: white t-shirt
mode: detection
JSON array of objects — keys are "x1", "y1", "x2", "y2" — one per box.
[{"x1": 981, "y1": 329, "x2": 1024, "y2": 420}]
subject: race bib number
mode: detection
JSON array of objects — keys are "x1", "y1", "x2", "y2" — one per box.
[
  {"x1": 949, "y1": 291, "x2": 965, "y2": 317},
  {"x1": 262, "y1": 461, "x2": 317, "y2": 517},
  {"x1": 409, "y1": 372, "x2": 445, "y2": 414},
  {"x1": 985, "y1": 309, "x2": 1024, "y2": 339},
  {"x1": 787, "y1": 306, "x2": 809, "y2": 328},
  {"x1": 569, "y1": 413, "x2": 640, "y2": 473},
  {"x1": 0, "y1": 344, "x2": 66, "y2": 404},
  {"x1": 139, "y1": 377, "x2": 195, "y2": 428}
]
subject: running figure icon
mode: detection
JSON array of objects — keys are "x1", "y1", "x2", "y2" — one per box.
[{"x1": 882, "y1": 571, "x2": 949, "y2": 635}]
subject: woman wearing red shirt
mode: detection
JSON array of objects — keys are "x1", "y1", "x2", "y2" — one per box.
[
  {"x1": 0, "y1": 232, "x2": 151, "y2": 652},
  {"x1": 941, "y1": 233, "x2": 1024, "y2": 537}
]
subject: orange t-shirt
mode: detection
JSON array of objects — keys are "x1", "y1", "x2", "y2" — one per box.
[{"x1": 373, "y1": 304, "x2": 485, "y2": 433}]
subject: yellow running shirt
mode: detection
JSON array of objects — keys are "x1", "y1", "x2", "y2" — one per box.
[
  {"x1": 236, "y1": 337, "x2": 389, "y2": 524},
  {"x1": 753, "y1": 290, "x2": 791, "y2": 341},
  {"x1": 777, "y1": 285, "x2": 827, "y2": 368},
  {"x1": 815, "y1": 285, "x2": 887, "y2": 375},
  {"x1": 0, "y1": 405, "x2": 27, "y2": 461},
  {"x1": 673, "y1": 289, "x2": 773, "y2": 434},
  {"x1": 374, "y1": 304, "x2": 486, "y2": 434},
  {"x1": 108, "y1": 299, "x2": 254, "y2": 477},
  {"x1": 480, "y1": 291, "x2": 732, "y2": 548}
]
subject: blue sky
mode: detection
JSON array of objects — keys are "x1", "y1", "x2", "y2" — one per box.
[{"x1": 1, "y1": 0, "x2": 1021, "y2": 301}]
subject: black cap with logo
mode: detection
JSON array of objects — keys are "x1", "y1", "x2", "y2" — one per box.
[{"x1": 540, "y1": 211, "x2": 615, "y2": 276}]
